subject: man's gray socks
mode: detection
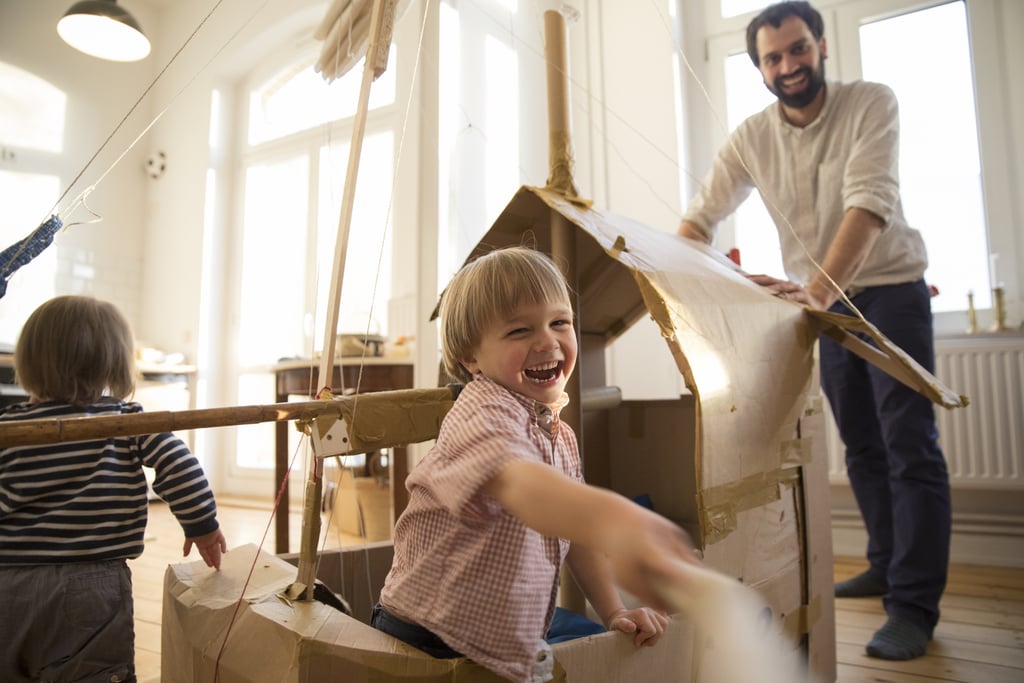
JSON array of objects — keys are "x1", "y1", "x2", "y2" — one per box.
[
  {"x1": 866, "y1": 617, "x2": 929, "y2": 660},
  {"x1": 834, "y1": 570, "x2": 888, "y2": 598}
]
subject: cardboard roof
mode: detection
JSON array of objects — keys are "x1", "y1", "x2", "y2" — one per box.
[
  {"x1": 462, "y1": 185, "x2": 966, "y2": 547},
  {"x1": 469, "y1": 185, "x2": 965, "y2": 410}
]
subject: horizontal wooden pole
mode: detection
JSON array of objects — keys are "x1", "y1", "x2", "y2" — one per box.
[{"x1": 0, "y1": 387, "x2": 456, "y2": 448}]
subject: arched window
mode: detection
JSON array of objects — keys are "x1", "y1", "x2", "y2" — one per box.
[
  {"x1": 0, "y1": 63, "x2": 66, "y2": 344},
  {"x1": 222, "y1": 41, "x2": 398, "y2": 487}
]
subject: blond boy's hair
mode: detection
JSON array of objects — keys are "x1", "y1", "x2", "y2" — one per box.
[
  {"x1": 15, "y1": 295, "x2": 136, "y2": 404},
  {"x1": 439, "y1": 247, "x2": 572, "y2": 383}
]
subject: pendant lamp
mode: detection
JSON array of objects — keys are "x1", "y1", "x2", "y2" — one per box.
[{"x1": 57, "y1": 0, "x2": 151, "y2": 62}]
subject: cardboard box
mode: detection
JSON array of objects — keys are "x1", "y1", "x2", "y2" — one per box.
[
  {"x1": 161, "y1": 185, "x2": 960, "y2": 681},
  {"x1": 459, "y1": 186, "x2": 839, "y2": 681},
  {"x1": 161, "y1": 543, "x2": 694, "y2": 682},
  {"x1": 326, "y1": 465, "x2": 393, "y2": 542}
]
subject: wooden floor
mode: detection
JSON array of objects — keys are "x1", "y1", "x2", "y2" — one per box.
[
  {"x1": 832, "y1": 558, "x2": 1024, "y2": 683},
  {"x1": 132, "y1": 500, "x2": 1024, "y2": 682}
]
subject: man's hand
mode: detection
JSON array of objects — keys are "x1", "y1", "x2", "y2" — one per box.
[
  {"x1": 747, "y1": 274, "x2": 823, "y2": 308},
  {"x1": 184, "y1": 529, "x2": 228, "y2": 570}
]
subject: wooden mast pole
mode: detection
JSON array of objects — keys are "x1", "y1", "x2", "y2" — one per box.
[
  {"x1": 296, "y1": 0, "x2": 397, "y2": 601},
  {"x1": 542, "y1": 7, "x2": 587, "y2": 616}
]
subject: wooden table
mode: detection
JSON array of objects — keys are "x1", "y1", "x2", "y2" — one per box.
[{"x1": 272, "y1": 358, "x2": 414, "y2": 554}]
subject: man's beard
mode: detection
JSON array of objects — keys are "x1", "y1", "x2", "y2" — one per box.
[{"x1": 767, "y1": 61, "x2": 826, "y2": 109}]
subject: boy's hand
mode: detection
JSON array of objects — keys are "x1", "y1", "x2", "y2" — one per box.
[
  {"x1": 605, "y1": 607, "x2": 670, "y2": 647},
  {"x1": 184, "y1": 529, "x2": 228, "y2": 570},
  {"x1": 604, "y1": 510, "x2": 701, "y2": 613}
]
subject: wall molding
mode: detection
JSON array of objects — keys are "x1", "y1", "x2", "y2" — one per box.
[{"x1": 831, "y1": 507, "x2": 1024, "y2": 569}]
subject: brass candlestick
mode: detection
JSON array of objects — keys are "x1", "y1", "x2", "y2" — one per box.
[
  {"x1": 992, "y1": 286, "x2": 1008, "y2": 332},
  {"x1": 966, "y1": 290, "x2": 977, "y2": 333}
]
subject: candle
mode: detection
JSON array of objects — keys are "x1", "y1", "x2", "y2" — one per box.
[
  {"x1": 989, "y1": 253, "x2": 1000, "y2": 289},
  {"x1": 966, "y1": 289, "x2": 976, "y2": 334}
]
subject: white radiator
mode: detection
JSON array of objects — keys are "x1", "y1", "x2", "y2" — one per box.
[{"x1": 827, "y1": 334, "x2": 1024, "y2": 490}]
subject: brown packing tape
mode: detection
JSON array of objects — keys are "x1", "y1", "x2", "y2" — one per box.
[
  {"x1": 778, "y1": 438, "x2": 813, "y2": 468},
  {"x1": 299, "y1": 387, "x2": 456, "y2": 455},
  {"x1": 803, "y1": 394, "x2": 824, "y2": 416},
  {"x1": 631, "y1": 274, "x2": 677, "y2": 343},
  {"x1": 701, "y1": 468, "x2": 801, "y2": 545},
  {"x1": 546, "y1": 131, "x2": 584, "y2": 202},
  {"x1": 608, "y1": 234, "x2": 627, "y2": 260},
  {"x1": 701, "y1": 507, "x2": 739, "y2": 546},
  {"x1": 782, "y1": 595, "x2": 822, "y2": 638}
]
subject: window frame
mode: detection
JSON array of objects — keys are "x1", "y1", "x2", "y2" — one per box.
[
  {"x1": 693, "y1": 0, "x2": 1015, "y2": 336},
  {"x1": 214, "y1": 33, "x2": 405, "y2": 498}
]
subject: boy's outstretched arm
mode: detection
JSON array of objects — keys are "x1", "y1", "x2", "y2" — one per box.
[
  {"x1": 483, "y1": 459, "x2": 698, "y2": 612},
  {"x1": 183, "y1": 528, "x2": 228, "y2": 570},
  {"x1": 566, "y1": 544, "x2": 669, "y2": 647}
]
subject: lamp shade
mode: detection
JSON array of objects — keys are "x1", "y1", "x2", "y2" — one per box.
[{"x1": 57, "y1": 0, "x2": 151, "y2": 62}]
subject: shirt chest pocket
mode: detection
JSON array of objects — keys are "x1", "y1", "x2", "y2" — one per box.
[{"x1": 813, "y1": 157, "x2": 847, "y2": 220}]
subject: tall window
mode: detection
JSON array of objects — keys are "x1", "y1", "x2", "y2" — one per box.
[
  {"x1": 715, "y1": 0, "x2": 991, "y2": 323},
  {"x1": 858, "y1": 1, "x2": 988, "y2": 312},
  {"x1": 225, "y1": 43, "x2": 397, "y2": 486},
  {"x1": 0, "y1": 63, "x2": 66, "y2": 345},
  {"x1": 723, "y1": 52, "x2": 781, "y2": 279},
  {"x1": 438, "y1": 0, "x2": 549, "y2": 289}
]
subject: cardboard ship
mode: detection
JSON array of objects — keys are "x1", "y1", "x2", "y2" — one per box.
[
  {"x1": 160, "y1": 4, "x2": 964, "y2": 681},
  {"x1": 160, "y1": 179, "x2": 963, "y2": 683}
]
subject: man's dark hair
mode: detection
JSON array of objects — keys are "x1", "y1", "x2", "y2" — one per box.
[{"x1": 746, "y1": 1, "x2": 825, "y2": 67}]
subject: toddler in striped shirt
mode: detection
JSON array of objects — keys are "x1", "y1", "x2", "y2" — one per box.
[{"x1": 0, "y1": 295, "x2": 226, "y2": 683}]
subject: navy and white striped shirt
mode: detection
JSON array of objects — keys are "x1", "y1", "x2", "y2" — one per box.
[{"x1": 0, "y1": 398, "x2": 219, "y2": 565}]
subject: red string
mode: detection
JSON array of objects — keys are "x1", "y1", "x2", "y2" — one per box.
[{"x1": 212, "y1": 436, "x2": 303, "y2": 680}]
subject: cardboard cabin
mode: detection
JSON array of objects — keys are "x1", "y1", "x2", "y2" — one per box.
[{"x1": 161, "y1": 185, "x2": 962, "y2": 682}]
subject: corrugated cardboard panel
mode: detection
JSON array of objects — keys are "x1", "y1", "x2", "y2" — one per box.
[
  {"x1": 550, "y1": 621, "x2": 694, "y2": 682},
  {"x1": 162, "y1": 544, "x2": 503, "y2": 682},
  {"x1": 166, "y1": 544, "x2": 695, "y2": 682},
  {"x1": 798, "y1": 399, "x2": 837, "y2": 683},
  {"x1": 175, "y1": 184, "x2": 961, "y2": 681},
  {"x1": 605, "y1": 398, "x2": 698, "y2": 532}
]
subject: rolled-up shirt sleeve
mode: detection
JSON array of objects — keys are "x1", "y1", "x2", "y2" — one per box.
[{"x1": 841, "y1": 84, "x2": 901, "y2": 228}]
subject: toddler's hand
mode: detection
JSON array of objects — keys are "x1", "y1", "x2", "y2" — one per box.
[
  {"x1": 605, "y1": 607, "x2": 669, "y2": 647},
  {"x1": 184, "y1": 529, "x2": 228, "y2": 570}
]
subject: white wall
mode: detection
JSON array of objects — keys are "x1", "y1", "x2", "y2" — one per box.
[{"x1": 0, "y1": 0, "x2": 158, "y2": 336}]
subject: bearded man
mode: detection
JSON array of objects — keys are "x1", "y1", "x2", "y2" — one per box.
[{"x1": 678, "y1": 0, "x2": 951, "y2": 663}]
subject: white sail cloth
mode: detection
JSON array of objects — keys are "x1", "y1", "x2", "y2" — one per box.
[{"x1": 313, "y1": 0, "x2": 412, "y2": 81}]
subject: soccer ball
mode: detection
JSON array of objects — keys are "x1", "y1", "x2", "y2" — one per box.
[{"x1": 145, "y1": 151, "x2": 167, "y2": 179}]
